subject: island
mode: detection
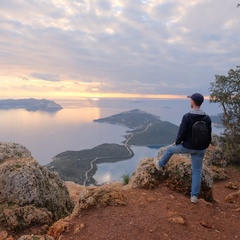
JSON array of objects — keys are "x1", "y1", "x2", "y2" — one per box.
[{"x1": 0, "y1": 98, "x2": 63, "y2": 112}]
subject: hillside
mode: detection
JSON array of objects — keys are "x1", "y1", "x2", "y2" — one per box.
[
  {"x1": 93, "y1": 109, "x2": 161, "y2": 128},
  {"x1": 124, "y1": 121, "x2": 179, "y2": 146},
  {"x1": 46, "y1": 143, "x2": 134, "y2": 185}
]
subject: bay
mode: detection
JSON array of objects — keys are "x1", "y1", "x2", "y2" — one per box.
[{"x1": 0, "y1": 98, "x2": 223, "y2": 184}]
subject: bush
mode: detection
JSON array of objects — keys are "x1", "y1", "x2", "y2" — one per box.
[{"x1": 121, "y1": 174, "x2": 130, "y2": 185}]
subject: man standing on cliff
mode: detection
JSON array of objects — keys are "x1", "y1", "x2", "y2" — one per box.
[{"x1": 153, "y1": 93, "x2": 212, "y2": 204}]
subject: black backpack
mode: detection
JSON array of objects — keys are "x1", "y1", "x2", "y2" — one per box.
[{"x1": 191, "y1": 119, "x2": 209, "y2": 148}]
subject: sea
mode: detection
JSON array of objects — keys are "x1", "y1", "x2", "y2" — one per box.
[{"x1": 0, "y1": 98, "x2": 223, "y2": 185}]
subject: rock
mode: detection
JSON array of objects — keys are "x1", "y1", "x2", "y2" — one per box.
[
  {"x1": 2, "y1": 205, "x2": 52, "y2": 231},
  {"x1": 127, "y1": 154, "x2": 213, "y2": 201},
  {"x1": 225, "y1": 190, "x2": 240, "y2": 204},
  {"x1": 162, "y1": 155, "x2": 213, "y2": 201},
  {"x1": 200, "y1": 221, "x2": 214, "y2": 229},
  {"x1": 157, "y1": 140, "x2": 226, "y2": 168},
  {"x1": 127, "y1": 157, "x2": 165, "y2": 189},
  {"x1": 70, "y1": 182, "x2": 126, "y2": 218},
  {"x1": 208, "y1": 166, "x2": 228, "y2": 181},
  {"x1": 48, "y1": 219, "x2": 70, "y2": 240},
  {"x1": 204, "y1": 144, "x2": 227, "y2": 167},
  {"x1": 225, "y1": 181, "x2": 239, "y2": 190},
  {"x1": 0, "y1": 231, "x2": 9, "y2": 239},
  {"x1": 0, "y1": 142, "x2": 32, "y2": 163},
  {"x1": 18, "y1": 235, "x2": 55, "y2": 240},
  {"x1": 0, "y1": 142, "x2": 74, "y2": 232},
  {"x1": 74, "y1": 223, "x2": 86, "y2": 233},
  {"x1": 167, "y1": 211, "x2": 186, "y2": 225}
]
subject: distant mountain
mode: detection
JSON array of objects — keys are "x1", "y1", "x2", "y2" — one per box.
[{"x1": 0, "y1": 98, "x2": 63, "y2": 112}]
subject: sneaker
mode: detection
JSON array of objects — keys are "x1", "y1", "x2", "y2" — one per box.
[
  {"x1": 190, "y1": 196, "x2": 198, "y2": 204},
  {"x1": 153, "y1": 158, "x2": 161, "y2": 170}
]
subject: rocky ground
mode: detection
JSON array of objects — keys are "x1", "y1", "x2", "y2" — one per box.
[
  {"x1": 11, "y1": 165, "x2": 239, "y2": 240},
  {"x1": 60, "y1": 166, "x2": 240, "y2": 240},
  {"x1": 1, "y1": 140, "x2": 239, "y2": 240}
]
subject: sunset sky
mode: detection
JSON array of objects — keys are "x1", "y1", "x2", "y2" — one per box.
[{"x1": 0, "y1": 0, "x2": 239, "y2": 100}]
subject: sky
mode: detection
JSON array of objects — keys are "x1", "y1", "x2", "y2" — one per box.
[{"x1": 0, "y1": 0, "x2": 239, "y2": 100}]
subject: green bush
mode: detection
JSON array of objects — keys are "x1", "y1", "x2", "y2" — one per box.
[{"x1": 121, "y1": 174, "x2": 130, "y2": 185}]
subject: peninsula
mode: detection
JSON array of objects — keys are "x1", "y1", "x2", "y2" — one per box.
[
  {"x1": 47, "y1": 143, "x2": 134, "y2": 186},
  {"x1": 94, "y1": 109, "x2": 179, "y2": 146},
  {"x1": 47, "y1": 109, "x2": 179, "y2": 185}
]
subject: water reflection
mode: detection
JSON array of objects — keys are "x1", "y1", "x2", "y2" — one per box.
[
  {"x1": 0, "y1": 107, "x2": 127, "y2": 164},
  {"x1": 54, "y1": 107, "x2": 101, "y2": 123},
  {"x1": 93, "y1": 146, "x2": 160, "y2": 184}
]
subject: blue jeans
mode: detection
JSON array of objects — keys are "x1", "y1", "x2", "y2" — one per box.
[{"x1": 159, "y1": 144, "x2": 206, "y2": 197}]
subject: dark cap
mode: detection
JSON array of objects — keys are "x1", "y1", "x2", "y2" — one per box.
[{"x1": 187, "y1": 93, "x2": 204, "y2": 104}]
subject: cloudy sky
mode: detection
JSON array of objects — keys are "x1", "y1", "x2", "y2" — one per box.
[{"x1": 0, "y1": 0, "x2": 239, "y2": 100}]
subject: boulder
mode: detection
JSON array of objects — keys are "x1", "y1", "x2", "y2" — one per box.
[
  {"x1": 161, "y1": 155, "x2": 213, "y2": 201},
  {"x1": 127, "y1": 157, "x2": 164, "y2": 189},
  {"x1": 208, "y1": 166, "x2": 228, "y2": 181},
  {"x1": 0, "y1": 141, "x2": 32, "y2": 163},
  {"x1": 72, "y1": 182, "x2": 126, "y2": 216},
  {"x1": 127, "y1": 154, "x2": 213, "y2": 201},
  {"x1": 0, "y1": 142, "x2": 74, "y2": 231}
]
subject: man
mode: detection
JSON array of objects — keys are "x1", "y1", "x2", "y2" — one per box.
[{"x1": 153, "y1": 93, "x2": 212, "y2": 204}]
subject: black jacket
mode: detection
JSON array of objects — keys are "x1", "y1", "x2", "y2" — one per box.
[{"x1": 175, "y1": 110, "x2": 212, "y2": 150}]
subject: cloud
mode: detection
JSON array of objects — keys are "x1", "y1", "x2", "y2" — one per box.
[
  {"x1": 0, "y1": 0, "x2": 239, "y2": 98},
  {"x1": 31, "y1": 73, "x2": 60, "y2": 82}
]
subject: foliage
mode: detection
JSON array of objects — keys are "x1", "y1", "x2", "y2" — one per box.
[
  {"x1": 209, "y1": 66, "x2": 240, "y2": 165},
  {"x1": 121, "y1": 173, "x2": 130, "y2": 185}
]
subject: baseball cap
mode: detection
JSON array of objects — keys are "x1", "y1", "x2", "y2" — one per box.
[{"x1": 187, "y1": 93, "x2": 204, "y2": 103}]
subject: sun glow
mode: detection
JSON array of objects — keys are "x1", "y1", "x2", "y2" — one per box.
[
  {"x1": 52, "y1": 92, "x2": 188, "y2": 100},
  {"x1": 35, "y1": 92, "x2": 188, "y2": 100},
  {"x1": 0, "y1": 87, "x2": 191, "y2": 101},
  {"x1": 0, "y1": 75, "x2": 197, "y2": 101}
]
